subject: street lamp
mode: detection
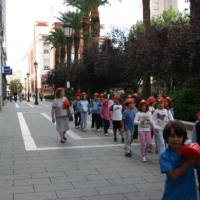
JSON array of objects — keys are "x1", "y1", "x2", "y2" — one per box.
[
  {"x1": 27, "y1": 73, "x2": 30, "y2": 102},
  {"x1": 63, "y1": 22, "x2": 72, "y2": 101},
  {"x1": 34, "y1": 61, "x2": 39, "y2": 105},
  {"x1": 24, "y1": 77, "x2": 27, "y2": 101}
]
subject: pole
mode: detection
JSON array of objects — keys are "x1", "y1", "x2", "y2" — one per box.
[
  {"x1": 27, "y1": 74, "x2": 30, "y2": 102},
  {"x1": 34, "y1": 68, "x2": 39, "y2": 105},
  {"x1": 66, "y1": 36, "x2": 71, "y2": 101},
  {"x1": 24, "y1": 79, "x2": 26, "y2": 101}
]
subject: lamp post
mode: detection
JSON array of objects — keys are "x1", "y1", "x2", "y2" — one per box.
[
  {"x1": 63, "y1": 22, "x2": 72, "y2": 101},
  {"x1": 27, "y1": 73, "x2": 30, "y2": 102},
  {"x1": 24, "y1": 77, "x2": 27, "y2": 101},
  {"x1": 34, "y1": 61, "x2": 39, "y2": 105}
]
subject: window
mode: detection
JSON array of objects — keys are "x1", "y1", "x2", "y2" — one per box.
[
  {"x1": 44, "y1": 66, "x2": 49, "y2": 70},
  {"x1": 43, "y1": 43, "x2": 50, "y2": 53},
  {"x1": 44, "y1": 77, "x2": 50, "y2": 90}
]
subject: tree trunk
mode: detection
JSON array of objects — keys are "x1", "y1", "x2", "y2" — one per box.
[
  {"x1": 74, "y1": 30, "x2": 80, "y2": 66},
  {"x1": 60, "y1": 46, "x2": 66, "y2": 66},
  {"x1": 91, "y1": 8, "x2": 100, "y2": 45},
  {"x1": 82, "y1": 13, "x2": 90, "y2": 52},
  {"x1": 190, "y1": 0, "x2": 200, "y2": 27},
  {"x1": 55, "y1": 49, "x2": 60, "y2": 67},
  {"x1": 142, "y1": 0, "x2": 151, "y2": 98}
]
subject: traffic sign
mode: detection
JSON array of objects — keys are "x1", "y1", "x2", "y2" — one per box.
[{"x1": 2, "y1": 66, "x2": 11, "y2": 73}]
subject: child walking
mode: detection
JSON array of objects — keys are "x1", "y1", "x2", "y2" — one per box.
[
  {"x1": 121, "y1": 98, "x2": 135, "y2": 157},
  {"x1": 73, "y1": 92, "x2": 81, "y2": 128},
  {"x1": 192, "y1": 110, "x2": 200, "y2": 190},
  {"x1": 164, "y1": 96, "x2": 174, "y2": 117},
  {"x1": 110, "y1": 94, "x2": 124, "y2": 142},
  {"x1": 160, "y1": 120, "x2": 198, "y2": 200},
  {"x1": 100, "y1": 99, "x2": 110, "y2": 136},
  {"x1": 77, "y1": 92, "x2": 90, "y2": 132},
  {"x1": 134, "y1": 100, "x2": 154, "y2": 161},
  {"x1": 152, "y1": 97, "x2": 174, "y2": 154}
]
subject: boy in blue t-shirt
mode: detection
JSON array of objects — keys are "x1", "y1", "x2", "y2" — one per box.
[
  {"x1": 160, "y1": 120, "x2": 198, "y2": 200},
  {"x1": 121, "y1": 98, "x2": 136, "y2": 157}
]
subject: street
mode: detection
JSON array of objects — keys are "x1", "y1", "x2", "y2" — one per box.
[{"x1": 0, "y1": 100, "x2": 193, "y2": 200}]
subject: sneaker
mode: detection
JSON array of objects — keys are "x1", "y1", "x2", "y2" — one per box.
[
  {"x1": 75, "y1": 126, "x2": 79, "y2": 129},
  {"x1": 142, "y1": 156, "x2": 147, "y2": 162},
  {"x1": 105, "y1": 133, "x2": 108, "y2": 136},
  {"x1": 114, "y1": 137, "x2": 117, "y2": 142},
  {"x1": 97, "y1": 129, "x2": 100, "y2": 132},
  {"x1": 91, "y1": 127, "x2": 95, "y2": 131},
  {"x1": 125, "y1": 152, "x2": 132, "y2": 157},
  {"x1": 83, "y1": 129, "x2": 87, "y2": 132},
  {"x1": 132, "y1": 139, "x2": 136, "y2": 142},
  {"x1": 121, "y1": 138, "x2": 124, "y2": 143}
]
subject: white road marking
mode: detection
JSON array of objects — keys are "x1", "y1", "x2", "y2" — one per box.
[
  {"x1": 15, "y1": 104, "x2": 19, "y2": 108},
  {"x1": 17, "y1": 112, "x2": 37, "y2": 151},
  {"x1": 27, "y1": 103, "x2": 34, "y2": 107},
  {"x1": 41, "y1": 113, "x2": 82, "y2": 139}
]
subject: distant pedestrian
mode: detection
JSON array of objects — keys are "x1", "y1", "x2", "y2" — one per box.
[
  {"x1": 121, "y1": 98, "x2": 135, "y2": 157},
  {"x1": 160, "y1": 120, "x2": 198, "y2": 200},
  {"x1": 39, "y1": 92, "x2": 44, "y2": 101},
  {"x1": 90, "y1": 93, "x2": 102, "y2": 132},
  {"x1": 73, "y1": 92, "x2": 81, "y2": 129},
  {"x1": 100, "y1": 99, "x2": 110, "y2": 136},
  {"x1": 134, "y1": 100, "x2": 155, "y2": 162},
  {"x1": 164, "y1": 96, "x2": 174, "y2": 117},
  {"x1": 108, "y1": 94, "x2": 114, "y2": 129},
  {"x1": 152, "y1": 97, "x2": 174, "y2": 154},
  {"x1": 132, "y1": 93, "x2": 140, "y2": 141},
  {"x1": 52, "y1": 88, "x2": 69, "y2": 143},
  {"x1": 147, "y1": 96, "x2": 156, "y2": 153},
  {"x1": 32, "y1": 93, "x2": 35, "y2": 100},
  {"x1": 77, "y1": 92, "x2": 90, "y2": 131},
  {"x1": 110, "y1": 94, "x2": 124, "y2": 143}
]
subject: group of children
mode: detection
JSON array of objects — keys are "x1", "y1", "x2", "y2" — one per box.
[{"x1": 72, "y1": 91, "x2": 200, "y2": 198}]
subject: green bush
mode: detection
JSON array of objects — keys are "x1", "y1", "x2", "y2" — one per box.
[
  {"x1": 44, "y1": 94, "x2": 55, "y2": 100},
  {"x1": 171, "y1": 88, "x2": 200, "y2": 122}
]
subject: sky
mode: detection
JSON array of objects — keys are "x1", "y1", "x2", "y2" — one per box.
[{"x1": 6, "y1": 0, "x2": 189, "y2": 71}]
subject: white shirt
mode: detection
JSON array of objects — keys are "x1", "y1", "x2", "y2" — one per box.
[
  {"x1": 152, "y1": 108, "x2": 174, "y2": 130},
  {"x1": 134, "y1": 111, "x2": 155, "y2": 131},
  {"x1": 111, "y1": 104, "x2": 123, "y2": 121}
]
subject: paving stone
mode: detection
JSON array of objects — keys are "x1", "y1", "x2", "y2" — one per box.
[
  {"x1": 96, "y1": 184, "x2": 138, "y2": 195},
  {"x1": 72, "y1": 180, "x2": 111, "y2": 189},
  {"x1": 85, "y1": 173, "x2": 122, "y2": 181},
  {"x1": 14, "y1": 167, "x2": 46, "y2": 174},
  {"x1": 51, "y1": 175, "x2": 87, "y2": 184},
  {"x1": 64, "y1": 169, "x2": 99, "y2": 177},
  {"x1": 14, "y1": 191, "x2": 57, "y2": 200},
  {"x1": 0, "y1": 185, "x2": 34, "y2": 194},
  {"x1": 97, "y1": 167, "x2": 131, "y2": 174},
  {"x1": 81, "y1": 194, "x2": 128, "y2": 200},
  {"x1": 34, "y1": 182, "x2": 74, "y2": 192},
  {"x1": 31, "y1": 171, "x2": 65, "y2": 179},
  {"x1": 133, "y1": 182, "x2": 164, "y2": 192},
  {"x1": 0, "y1": 194, "x2": 13, "y2": 200},
  {"x1": 56, "y1": 188, "x2": 99, "y2": 198},
  {"x1": 14, "y1": 178, "x2": 51, "y2": 186},
  {"x1": 0, "y1": 173, "x2": 31, "y2": 181},
  {"x1": 0, "y1": 180, "x2": 13, "y2": 188}
]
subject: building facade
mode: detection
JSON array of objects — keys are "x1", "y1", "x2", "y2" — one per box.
[
  {"x1": 150, "y1": 0, "x2": 178, "y2": 18},
  {"x1": 0, "y1": 0, "x2": 7, "y2": 110}
]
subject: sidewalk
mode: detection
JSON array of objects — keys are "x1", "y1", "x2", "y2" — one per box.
[{"x1": 0, "y1": 100, "x2": 193, "y2": 200}]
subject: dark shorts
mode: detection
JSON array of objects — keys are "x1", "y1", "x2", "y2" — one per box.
[{"x1": 113, "y1": 120, "x2": 121, "y2": 130}]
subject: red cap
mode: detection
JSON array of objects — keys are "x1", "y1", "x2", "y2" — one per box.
[
  {"x1": 103, "y1": 99, "x2": 108, "y2": 105},
  {"x1": 125, "y1": 98, "x2": 135, "y2": 104},
  {"x1": 94, "y1": 93, "x2": 99, "y2": 97},
  {"x1": 100, "y1": 93, "x2": 104, "y2": 98},
  {"x1": 157, "y1": 97, "x2": 165, "y2": 104},
  {"x1": 196, "y1": 111, "x2": 200, "y2": 117},
  {"x1": 147, "y1": 96, "x2": 155, "y2": 104},
  {"x1": 82, "y1": 92, "x2": 87, "y2": 97},
  {"x1": 114, "y1": 94, "x2": 121, "y2": 100},
  {"x1": 132, "y1": 93, "x2": 139, "y2": 99},
  {"x1": 139, "y1": 99, "x2": 149, "y2": 109},
  {"x1": 75, "y1": 92, "x2": 81, "y2": 97},
  {"x1": 165, "y1": 96, "x2": 173, "y2": 107}
]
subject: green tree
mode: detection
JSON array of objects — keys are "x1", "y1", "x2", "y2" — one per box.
[
  {"x1": 57, "y1": 10, "x2": 83, "y2": 65},
  {"x1": 45, "y1": 28, "x2": 67, "y2": 66},
  {"x1": 9, "y1": 80, "x2": 23, "y2": 93}
]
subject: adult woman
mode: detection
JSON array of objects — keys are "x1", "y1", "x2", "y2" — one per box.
[{"x1": 52, "y1": 88, "x2": 69, "y2": 143}]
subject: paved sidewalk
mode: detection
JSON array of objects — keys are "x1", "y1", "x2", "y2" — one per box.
[{"x1": 0, "y1": 100, "x2": 193, "y2": 200}]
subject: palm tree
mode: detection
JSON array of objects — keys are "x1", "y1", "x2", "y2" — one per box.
[
  {"x1": 64, "y1": 0, "x2": 91, "y2": 51},
  {"x1": 57, "y1": 10, "x2": 83, "y2": 65},
  {"x1": 88, "y1": 0, "x2": 110, "y2": 43},
  {"x1": 45, "y1": 28, "x2": 67, "y2": 66},
  {"x1": 142, "y1": 0, "x2": 151, "y2": 97}
]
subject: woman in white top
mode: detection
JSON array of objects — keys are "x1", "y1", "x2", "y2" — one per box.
[
  {"x1": 134, "y1": 100, "x2": 155, "y2": 162},
  {"x1": 52, "y1": 88, "x2": 69, "y2": 143}
]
